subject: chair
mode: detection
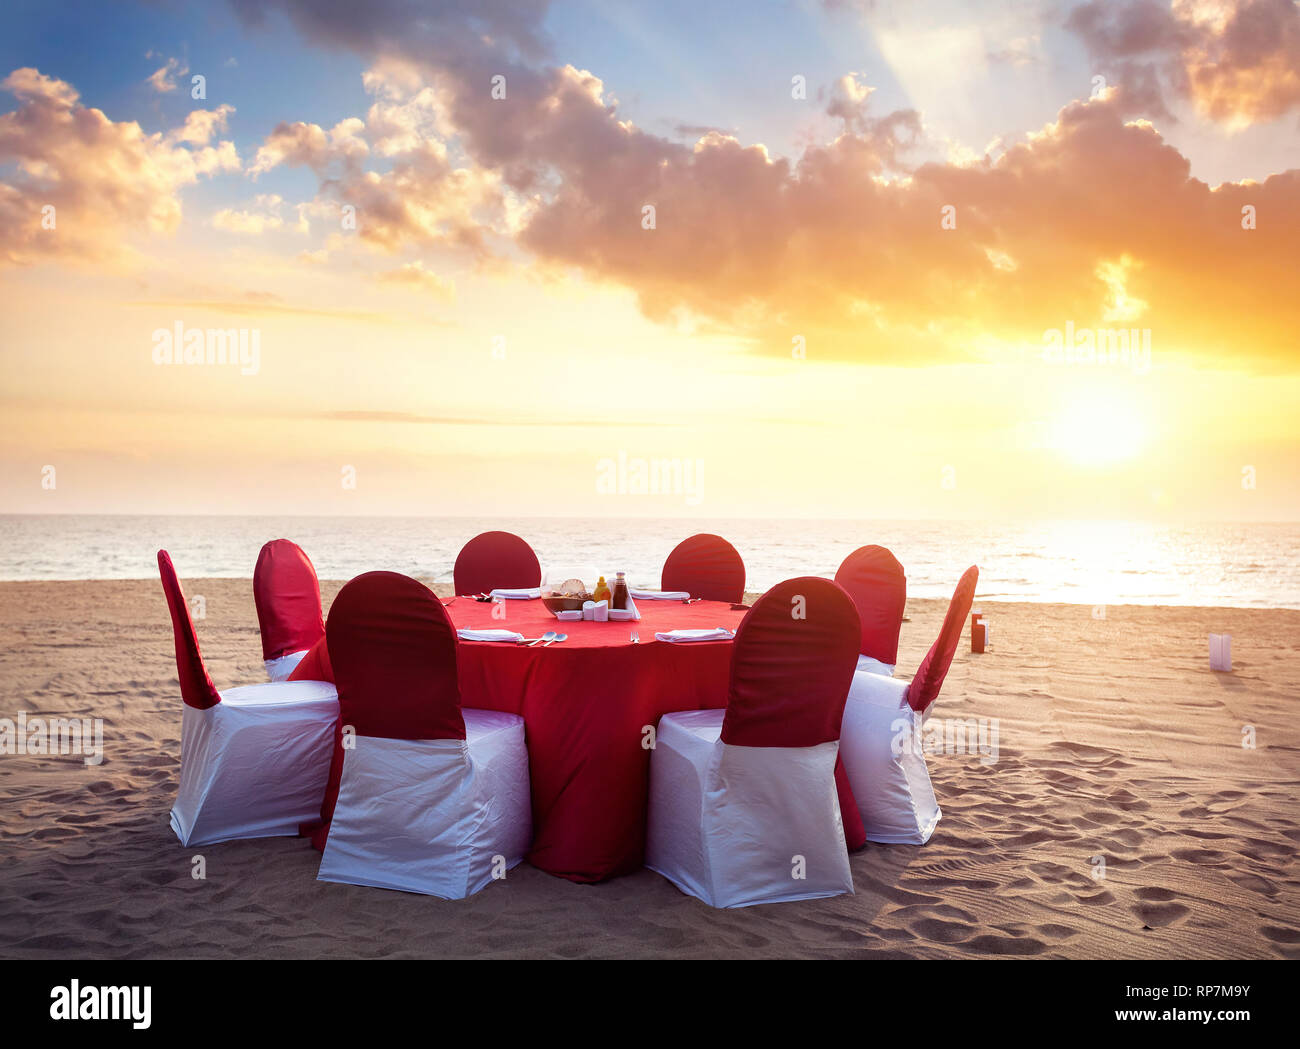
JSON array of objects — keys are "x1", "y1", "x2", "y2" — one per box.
[
  {"x1": 835, "y1": 545, "x2": 906, "y2": 675},
  {"x1": 660, "y1": 533, "x2": 745, "y2": 603},
  {"x1": 315, "y1": 571, "x2": 531, "y2": 897},
  {"x1": 646, "y1": 577, "x2": 860, "y2": 907},
  {"x1": 838, "y1": 566, "x2": 979, "y2": 845},
  {"x1": 452, "y1": 531, "x2": 541, "y2": 597},
  {"x1": 158, "y1": 550, "x2": 338, "y2": 847},
  {"x1": 254, "y1": 539, "x2": 326, "y2": 681}
]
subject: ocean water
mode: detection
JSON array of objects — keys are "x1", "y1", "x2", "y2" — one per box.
[{"x1": 0, "y1": 515, "x2": 1296, "y2": 609}]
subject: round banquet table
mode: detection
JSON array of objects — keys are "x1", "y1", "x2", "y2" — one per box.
[
  {"x1": 448, "y1": 597, "x2": 748, "y2": 882},
  {"x1": 290, "y1": 593, "x2": 868, "y2": 883}
]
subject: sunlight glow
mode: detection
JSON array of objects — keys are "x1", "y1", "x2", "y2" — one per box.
[{"x1": 1049, "y1": 390, "x2": 1148, "y2": 467}]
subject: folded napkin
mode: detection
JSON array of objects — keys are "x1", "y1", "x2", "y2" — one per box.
[
  {"x1": 457, "y1": 629, "x2": 525, "y2": 642},
  {"x1": 488, "y1": 587, "x2": 542, "y2": 600},
  {"x1": 653, "y1": 628, "x2": 735, "y2": 643},
  {"x1": 631, "y1": 588, "x2": 690, "y2": 601}
]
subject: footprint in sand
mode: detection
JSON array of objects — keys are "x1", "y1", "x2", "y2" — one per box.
[
  {"x1": 31, "y1": 826, "x2": 78, "y2": 841},
  {"x1": 1103, "y1": 789, "x2": 1150, "y2": 812},
  {"x1": 1134, "y1": 902, "x2": 1189, "y2": 928},
  {"x1": 1171, "y1": 847, "x2": 1229, "y2": 866},
  {"x1": 1228, "y1": 872, "x2": 1278, "y2": 896},
  {"x1": 964, "y1": 933, "x2": 1047, "y2": 955},
  {"x1": 1132, "y1": 889, "x2": 1189, "y2": 928},
  {"x1": 1134, "y1": 886, "x2": 1178, "y2": 902},
  {"x1": 909, "y1": 917, "x2": 973, "y2": 943},
  {"x1": 1081, "y1": 809, "x2": 1125, "y2": 825}
]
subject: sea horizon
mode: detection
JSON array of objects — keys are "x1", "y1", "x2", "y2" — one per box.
[{"x1": 3, "y1": 513, "x2": 1296, "y2": 610}]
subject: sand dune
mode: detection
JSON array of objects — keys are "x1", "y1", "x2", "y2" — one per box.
[{"x1": 0, "y1": 579, "x2": 1296, "y2": 959}]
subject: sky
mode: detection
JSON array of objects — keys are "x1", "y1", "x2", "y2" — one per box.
[{"x1": 1, "y1": 0, "x2": 1298, "y2": 520}]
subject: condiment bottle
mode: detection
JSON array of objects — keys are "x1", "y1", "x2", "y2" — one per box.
[
  {"x1": 592, "y1": 576, "x2": 610, "y2": 603},
  {"x1": 611, "y1": 571, "x2": 629, "y2": 610}
]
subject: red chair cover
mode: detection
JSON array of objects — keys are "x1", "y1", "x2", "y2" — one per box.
[
  {"x1": 453, "y1": 531, "x2": 541, "y2": 596},
  {"x1": 311, "y1": 571, "x2": 464, "y2": 849},
  {"x1": 156, "y1": 550, "x2": 220, "y2": 711},
  {"x1": 835, "y1": 545, "x2": 907, "y2": 665},
  {"x1": 661, "y1": 534, "x2": 746, "y2": 604},
  {"x1": 720, "y1": 577, "x2": 860, "y2": 748},
  {"x1": 253, "y1": 539, "x2": 325, "y2": 661},
  {"x1": 906, "y1": 565, "x2": 979, "y2": 712},
  {"x1": 287, "y1": 635, "x2": 332, "y2": 683}
]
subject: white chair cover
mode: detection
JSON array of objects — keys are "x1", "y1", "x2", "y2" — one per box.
[
  {"x1": 646, "y1": 709, "x2": 853, "y2": 908},
  {"x1": 856, "y1": 654, "x2": 895, "y2": 676},
  {"x1": 318, "y1": 708, "x2": 530, "y2": 897},
  {"x1": 838, "y1": 671, "x2": 940, "y2": 844},
  {"x1": 170, "y1": 679, "x2": 339, "y2": 846},
  {"x1": 264, "y1": 649, "x2": 309, "y2": 682}
]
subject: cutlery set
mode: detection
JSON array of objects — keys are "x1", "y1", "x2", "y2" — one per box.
[{"x1": 515, "y1": 631, "x2": 568, "y2": 646}]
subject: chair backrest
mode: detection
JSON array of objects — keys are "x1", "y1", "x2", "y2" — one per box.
[
  {"x1": 452, "y1": 531, "x2": 541, "y2": 596},
  {"x1": 721, "y1": 576, "x2": 860, "y2": 748},
  {"x1": 326, "y1": 571, "x2": 464, "y2": 741},
  {"x1": 906, "y1": 565, "x2": 979, "y2": 713},
  {"x1": 835, "y1": 544, "x2": 906, "y2": 665},
  {"x1": 661, "y1": 533, "x2": 746, "y2": 604},
  {"x1": 156, "y1": 550, "x2": 220, "y2": 710},
  {"x1": 253, "y1": 539, "x2": 325, "y2": 661},
  {"x1": 315, "y1": 571, "x2": 463, "y2": 841}
]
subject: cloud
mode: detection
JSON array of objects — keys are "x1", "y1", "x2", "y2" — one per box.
[
  {"x1": 228, "y1": 0, "x2": 554, "y2": 65},
  {"x1": 672, "y1": 122, "x2": 736, "y2": 139},
  {"x1": 227, "y1": 2, "x2": 1300, "y2": 370},
  {"x1": 0, "y1": 68, "x2": 240, "y2": 266},
  {"x1": 246, "y1": 70, "x2": 510, "y2": 254},
  {"x1": 376, "y1": 260, "x2": 455, "y2": 299},
  {"x1": 249, "y1": 117, "x2": 369, "y2": 176},
  {"x1": 126, "y1": 295, "x2": 394, "y2": 323},
  {"x1": 314, "y1": 410, "x2": 674, "y2": 427},
  {"x1": 987, "y1": 35, "x2": 1042, "y2": 67},
  {"x1": 1067, "y1": 0, "x2": 1300, "y2": 126},
  {"x1": 212, "y1": 192, "x2": 308, "y2": 234},
  {"x1": 3, "y1": 67, "x2": 77, "y2": 106},
  {"x1": 146, "y1": 56, "x2": 188, "y2": 93},
  {"x1": 171, "y1": 104, "x2": 235, "y2": 146},
  {"x1": 825, "y1": 72, "x2": 923, "y2": 163}
]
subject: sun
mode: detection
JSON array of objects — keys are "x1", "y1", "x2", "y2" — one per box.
[{"x1": 1048, "y1": 388, "x2": 1148, "y2": 467}]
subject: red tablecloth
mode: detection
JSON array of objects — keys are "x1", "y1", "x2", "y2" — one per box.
[
  {"x1": 450, "y1": 597, "x2": 746, "y2": 881},
  {"x1": 292, "y1": 595, "x2": 867, "y2": 882}
]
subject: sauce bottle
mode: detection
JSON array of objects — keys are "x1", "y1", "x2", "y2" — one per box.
[
  {"x1": 611, "y1": 571, "x2": 629, "y2": 610},
  {"x1": 592, "y1": 575, "x2": 610, "y2": 603}
]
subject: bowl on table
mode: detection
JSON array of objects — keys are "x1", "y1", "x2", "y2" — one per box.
[{"x1": 540, "y1": 568, "x2": 598, "y2": 617}]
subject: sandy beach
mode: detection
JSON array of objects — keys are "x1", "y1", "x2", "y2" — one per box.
[{"x1": 0, "y1": 578, "x2": 1296, "y2": 960}]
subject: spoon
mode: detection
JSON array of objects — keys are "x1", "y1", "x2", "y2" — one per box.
[
  {"x1": 529, "y1": 630, "x2": 557, "y2": 647},
  {"x1": 543, "y1": 632, "x2": 567, "y2": 646}
]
